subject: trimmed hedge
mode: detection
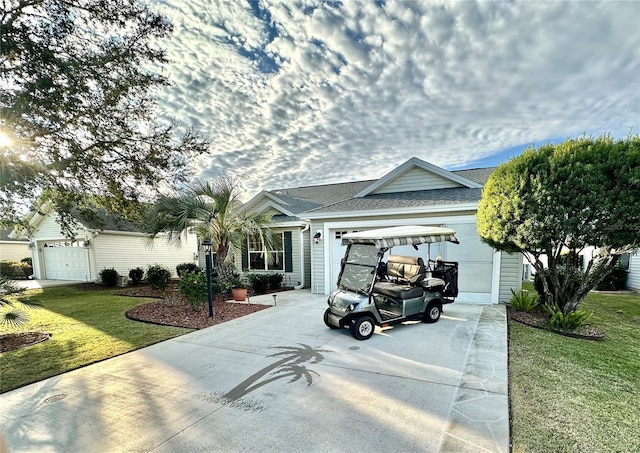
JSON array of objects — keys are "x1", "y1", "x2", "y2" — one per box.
[{"x1": 0, "y1": 260, "x2": 33, "y2": 279}]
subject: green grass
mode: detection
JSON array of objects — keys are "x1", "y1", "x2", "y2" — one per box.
[
  {"x1": 510, "y1": 283, "x2": 640, "y2": 453},
  {"x1": 0, "y1": 285, "x2": 192, "y2": 393}
]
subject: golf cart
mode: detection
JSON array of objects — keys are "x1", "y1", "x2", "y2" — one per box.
[{"x1": 323, "y1": 225, "x2": 460, "y2": 340}]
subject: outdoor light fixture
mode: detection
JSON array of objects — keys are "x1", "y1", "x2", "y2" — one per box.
[
  {"x1": 203, "y1": 239, "x2": 214, "y2": 318},
  {"x1": 272, "y1": 294, "x2": 277, "y2": 306},
  {"x1": 313, "y1": 231, "x2": 322, "y2": 244}
]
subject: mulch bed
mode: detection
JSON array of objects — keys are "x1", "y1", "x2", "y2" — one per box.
[
  {"x1": 121, "y1": 284, "x2": 285, "y2": 329},
  {"x1": 507, "y1": 306, "x2": 605, "y2": 341},
  {"x1": 0, "y1": 332, "x2": 51, "y2": 353}
]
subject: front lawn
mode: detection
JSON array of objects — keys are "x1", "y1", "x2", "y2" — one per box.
[
  {"x1": 0, "y1": 285, "x2": 192, "y2": 393},
  {"x1": 510, "y1": 285, "x2": 640, "y2": 453}
]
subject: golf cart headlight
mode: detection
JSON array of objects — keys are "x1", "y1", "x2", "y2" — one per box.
[{"x1": 346, "y1": 303, "x2": 358, "y2": 312}]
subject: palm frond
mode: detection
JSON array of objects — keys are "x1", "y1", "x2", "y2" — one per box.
[{"x1": 0, "y1": 310, "x2": 29, "y2": 328}]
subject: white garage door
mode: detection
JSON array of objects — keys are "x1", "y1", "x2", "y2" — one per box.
[{"x1": 42, "y1": 241, "x2": 89, "y2": 281}]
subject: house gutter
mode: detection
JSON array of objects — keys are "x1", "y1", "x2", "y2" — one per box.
[{"x1": 293, "y1": 224, "x2": 310, "y2": 290}]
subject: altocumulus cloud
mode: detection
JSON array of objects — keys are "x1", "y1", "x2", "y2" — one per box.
[{"x1": 151, "y1": 0, "x2": 640, "y2": 198}]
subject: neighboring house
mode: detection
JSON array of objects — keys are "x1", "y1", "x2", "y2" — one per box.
[
  {"x1": 239, "y1": 157, "x2": 522, "y2": 304},
  {"x1": 0, "y1": 229, "x2": 30, "y2": 262},
  {"x1": 13, "y1": 208, "x2": 198, "y2": 282},
  {"x1": 628, "y1": 250, "x2": 640, "y2": 290},
  {"x1": 523, "y1": 245, "x2": 640, "y2": 290}
]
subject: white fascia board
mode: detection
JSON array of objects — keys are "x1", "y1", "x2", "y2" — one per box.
[
  {"x1": 355, "y1": 157, "x2": 482, "y2": 198},
  {"x1": 269, "y1": 220, "x2": 309, "y2": 228},
  {"x1": 303, "y1": 202, "x2": 479, "y2": 220},
  {"x1": 0, "y1": 239, "x2": 29, "y2": 244},
  {"x1": 239, "y1": 191, "x2": 290, "y2": 213}
]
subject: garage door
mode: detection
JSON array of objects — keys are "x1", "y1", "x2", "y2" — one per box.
[
  {"x1": 444, "y1": 223, "x2": 494, "y2": 294},
  {"x1": 42, "y1": 241, "x2": 89, "y2": 281}
]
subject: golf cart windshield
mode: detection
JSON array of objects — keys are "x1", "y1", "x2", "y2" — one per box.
[{"x1": 338, "y1": 244, "x2": 380, "y2": 292}]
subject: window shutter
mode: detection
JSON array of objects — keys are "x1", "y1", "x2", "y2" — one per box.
[
  {"x1": 241, "y1": 239, "x2": 248, "y2": 270},
  {"x1": 284, "y1": 231, "x2": 293, "y2": 273}
]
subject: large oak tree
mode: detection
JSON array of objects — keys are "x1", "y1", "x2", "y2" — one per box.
[
  {"x1": 477, "y1": 134, "x2": 639, "y2": 313},
  {"x1": 1, "y1": 0, "x2": 209, "y2": 231}
]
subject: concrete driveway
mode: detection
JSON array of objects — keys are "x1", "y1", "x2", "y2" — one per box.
[{"x1": 0, "y1": 290, "x2": 509, "y2": 453}]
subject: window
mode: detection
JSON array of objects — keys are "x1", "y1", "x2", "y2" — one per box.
[
  {"x1": 248, "y1": 233, "x2": 284, "y2": 271},
  {"x1": 619, "y1": 253, "x2": 630, "y2": 271}
]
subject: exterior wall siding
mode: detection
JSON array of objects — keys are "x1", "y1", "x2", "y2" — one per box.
[
  {"x1": 310, "y1": 221, "x2": 326, "y2": 293},
  {"x1": 627, "y1": 250, "x2": 640, "y2": 290},
  {"x1": 499, "y1": 252, "x2": 522, "y2": 303},
  {"x1": 0, "y1": 242, "x2": 30, "y2": 262},
  {"x1": 372, "y1": 167, "x2": 462, "y2": 194},
  {"x1": 93, "y1": 232, "x2": 198, "y2": 279}
]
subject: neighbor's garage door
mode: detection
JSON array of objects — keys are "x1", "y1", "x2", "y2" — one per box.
[{"x1": 42, "y1": 241, "x2": 89, "y2": 281}]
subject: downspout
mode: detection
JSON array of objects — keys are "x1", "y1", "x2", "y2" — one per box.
[{"x1": 294, "y1": 224, "x2": 310, "y2": 289}]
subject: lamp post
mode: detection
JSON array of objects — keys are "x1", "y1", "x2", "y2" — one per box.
[{"x1": 203, "y1": 239, "x2": 214, "y2": 318}]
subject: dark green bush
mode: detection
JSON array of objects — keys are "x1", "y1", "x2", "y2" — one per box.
[
  {"x1": 178, "y1": 272, "x2": 207, "y2": 310},
  {"x1": 128, "y1": 267, "x2": 144, "y2": 285},
  {"x1": 146, "y1": 264, "x2": 171, "y2": 290},
  {"x1": 176, "y1": 262, "x2": 200, "y2": 277},
  {"x1": 508, "y1": 288, "x2": 539, "y2": 313},
  {"x1": 543, "y1": 304, "x2": 593, "y2": 331},
  {"x1": 266, "y1": 273, "x2": 284, "y2": 290},
  {"x1": 20, "y1": 257, "x2": 33, "y2": 266},
  {"x1": 596, "y1": 262, "x2": 628, "y2": 291},
  {"x1": 0, "y1": 260, "x2": 33, "y2": 279},
  {"x1": 99, "y1": 268, "x2": 119, "y2": 286},
  {"x1": 246, "y1": 273, "x2": 269, "y2": 294}
]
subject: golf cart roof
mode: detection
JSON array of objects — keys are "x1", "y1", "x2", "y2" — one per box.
[{"x1": 342, "y1": 225, "x2": 459, "y2": 248}]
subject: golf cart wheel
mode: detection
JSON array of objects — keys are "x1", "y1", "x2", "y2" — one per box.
[
  {"x1": 350, "y1": 317, "x2": 375, "y2": 340},
  {"x1": 422, "y1": 302, "x2": 442, "y2": 323},
  {"x1": 324, "y1": 308, "x2": 339, "y2": 329}
]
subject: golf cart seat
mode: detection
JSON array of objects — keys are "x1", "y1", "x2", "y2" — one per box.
[
  {"x1": 385, "y1": 255, "x2": 426, "y2": 285},
  {"x1": 421, "y1": 277, "x2": 446, "y2": 291},
  {"x1": 374, "y1": 282, "x2": 424, "y2": 300},
  {"x1": 373, "y1": 255, "x2": 426, "y2": 299}
]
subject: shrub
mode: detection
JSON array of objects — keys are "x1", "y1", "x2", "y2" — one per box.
[
  {"x1": 266, "y1": 273, "x2": 284, "y2": 290},
  {"x1": 178, "y1": 272, "x2": 207, "y2": 310},
  {"x1": 213, "y1": 263, "x2": 239, "y2": 293},
  {"x1": 596, "y1": 262, "x2": 628, "y2": 291},
  {"x1": 20, "y1": 257, "x2": 33, "y2": 266},
  {"x1": 508, "y1": 288, "x2": 538, "y2": 313},
  {"x1": 176, "y1": 262, "x2": 200, "y2": 277},
  {"x1": 128, "y1": 267, "x2": 144, "y2": 285},
  {"x1": 543, "y1": 304, "x2": 593, "y2": 331},
  {"x1": 99, "y1": 268, "x2": 119, "y2": 286},
  {"x1": 146, "y1": 264, "x2": 171, "y2": 290},
  {"x1": 246, "y1": 273, "x2": 269, "y2": 294},
  {"x1": 0, "y1": 260, "x2": 33, "y2": 279}
]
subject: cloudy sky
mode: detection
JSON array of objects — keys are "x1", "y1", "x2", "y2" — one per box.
[{"x1": 151, "y1": 0, "x2": 640, "y2": 199}]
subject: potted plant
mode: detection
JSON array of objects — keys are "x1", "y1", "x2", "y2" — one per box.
[{"x1": 230, "y1": 276, "x2": 247, "y2": 302}]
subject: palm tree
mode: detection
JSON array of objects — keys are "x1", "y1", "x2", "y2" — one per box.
[{"x1": 147, "y1": 176, "x2": 273, "y2": 265}]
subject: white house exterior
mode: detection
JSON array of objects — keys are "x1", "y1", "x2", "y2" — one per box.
[
  {"x1": 625, "y1": 250, "x2": 640, "y2": 290},
  {"x1": 0, "y1": 229, "x2": 30, "y2": 262},
  {"x1": 19, "y1": 209, "x2": 198, "y2": 282},
  {"x1": 239, "y1": 157, "x2": 522, "y2": 304}
]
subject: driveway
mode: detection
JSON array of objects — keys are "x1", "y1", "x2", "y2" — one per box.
[{"x1": 0, "y1": 290, "x2": 509, "y2": 453}]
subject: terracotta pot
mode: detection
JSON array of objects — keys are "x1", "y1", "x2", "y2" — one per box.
[{"x1": 232, "y1": 288, "x2": 247, "y2": 302}]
